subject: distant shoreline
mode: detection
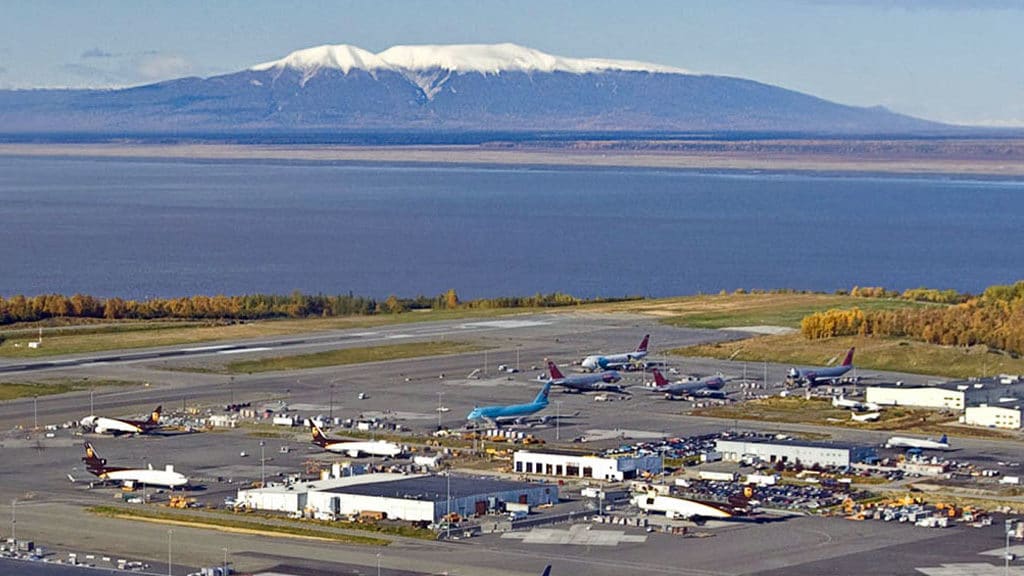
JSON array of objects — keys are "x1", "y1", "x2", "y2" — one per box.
[{"x1": 1, "y1": 141, "x2": 1024, "y2": 177}]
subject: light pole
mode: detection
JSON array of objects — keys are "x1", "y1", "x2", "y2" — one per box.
[
  {"x1": 329, "y1": 383, "x2": 335, "y2": 423},
  {"x1": 1006, "y1": 518, "x2": 1017, "y2": 576},
  {"x1": 222, "y1": 547, "x2": 229, "y2": 576},
  {"x1": 516, "y1": 346, "x2": 521, "y2": 372},
  {"x1": 10, "y1": 499, "x2": 15, "y2": 543},
  {"x1": 555, "y1": 401, "x2": 562, "y2": 441},
  {"x1": 259, "y1": 441, "x2": 266, "y2": 487},
  {"x1": 445, "y1": 470, "x2": 452, "y2": 541},
  {"x1": 376, "y1": 552, "x2": 382, "y2": 576},
  {"x1": 89, "y1": 385, "x2": 94, "y2": 416},
  {"x1": 437, "y1": 391, "x2": 444, "y2": 430},
  {"x1": 167, "y1": 529, "x2": 173, "y2": 576},
  {"x1": 33, "y1": 395, "x2": 38, "y2": 430}
]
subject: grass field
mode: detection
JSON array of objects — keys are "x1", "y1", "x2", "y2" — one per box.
[
  {"x1": 0, "y1": 378, "x2": 138, "y2": 401},
  {"x1": 0, "y1": 307, "x2": 536, "y2": 358},
  {"x1": 87, "y1": 505, "x2": 390, "y2": 546},
  {"x1": 674, "y1": 333, "x2": 1024, "y2": 379},
  {"x1": 221, "y1": 340, "x2": 488, "y2": 374},
  {"x1": 691, "y1": 397, "x2": 955, "y2": 430},
  {"x1": 691, "y1": 396, "x2": 1019, "y2": 440},
  {"x1": 592, "y1": 293, "x2": 929, "y2": 329}
]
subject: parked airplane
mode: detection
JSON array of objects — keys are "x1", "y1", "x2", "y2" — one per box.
[
  {"x1": 633, "y1": 485, "x2": 757, "y2": 522},
  {"x1": 650, "y1": 368, "x2": 726, "y2": 400},
  {"x1": 467, "y1": 383, "x2": 551, "y2": 425},
  {"x1": 75, "y1": 442, "x2": 188, "y2": 488},
  {"x1": 885, "y1": 434, "x2": 952, "y2": 451},
  {"x1": 310, "y1": 423, "x2": 403, "y2": 458},
  {"x1": 80, "y1": 405, "x2": 162, "y2": 435},
  {"x1": 831, "y1": 394, "x2": 881, "y2": 412},
  {"x1": 851, "y1": 411, "x2": 881, "y2": 423},
  {"x1": 787, "y1": 348, "x2": 855, "y2": 386},
  {"x1": 546, "y1": 361, "x2": 625, "y2": 394},
  {"x1": 580, "y1": 335, "x2": 650, "y2": 371}
]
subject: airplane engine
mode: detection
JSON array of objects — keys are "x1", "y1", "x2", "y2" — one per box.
[{"x1": 347, "y1": 450, "x2": 361, "y2": 458}]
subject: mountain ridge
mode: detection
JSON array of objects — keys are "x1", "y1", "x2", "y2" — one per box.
[{"x1": 0, "y1": 42, "x2": 947, "y2": 135}]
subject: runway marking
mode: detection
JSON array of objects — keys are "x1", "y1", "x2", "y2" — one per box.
[
  {"x1": 916, "y1": 563, "x2": 1024, "y2": 575},
  {"x1": 502, "y1": 524, "x2": 647, "y2": 546},
  {"x1": 181, "y1": 345, "x2": 233, "y2": 352},
  {"x1": 444, "y1": 378, "x2": 508, "y2": 387},
  {"x1": 460, "y1": 320, "x2": 551, "y2": 329},
  {"x1": 583, "y1": 429, "x2": 666, "y2": 441},
  {"x1": 218, "y1": 347, "x2": 272, "y2": 354}
]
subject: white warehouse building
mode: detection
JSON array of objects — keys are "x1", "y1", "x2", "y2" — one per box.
[
  {"x1": 513, "y1": 450, "x2": 663, "y2": 482},
  {"x1": 866, "y1": 377, "x2": 1024, "y2": 411},
  {"x1": 865, "y1": 383, "x2": 965, "y2": 410},
  {"x1": 715, "y1": 437, "x2": 875, "y2": 468},
  {"x1": 962, "y1": 405, "x2": 1022, "y2": 430},
  {"x1": 239, "y1": 473, "x2": 557, "y2": 523}
]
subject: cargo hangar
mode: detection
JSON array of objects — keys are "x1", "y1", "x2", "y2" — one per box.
[
  {"x1": 237, "y1": 473, "x2": 558, "y2": 523},
  {"x1": 714, "y1": 437, "x2": 876, "y2": 468}
]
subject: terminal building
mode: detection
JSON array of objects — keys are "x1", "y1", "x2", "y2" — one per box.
[
  {"x1": 714, "y1": 437, "x2": 875, "y2": 468},
  {"x1": 962, "y1": 405, "x2": 1022, "y2": 429},
  {"x1": 513, "y1": 450, "x2": 663, "y2": 482},
  {"x1": 865, "y1": 376, "x2": 1024, "y2": 412},
  {"x1": 237, "y1": 473, "x2": 557, "y2": 523}
]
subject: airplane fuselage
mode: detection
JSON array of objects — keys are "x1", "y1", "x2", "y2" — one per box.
[
  {"x1": 885, "y1": 436, "x2": 952, "y2": 451},
  {"x1": 83, "y1": 416, "x2": 147, "y2": 435},
  {"x1": 467, "y1": 401, "x2": 547, "y2": 423},
  {"x1": 658, "y1": 376, "x2": 726, "y2": 398},
  {"x1": 324, "y1": 440, "x2": 403, "y2": 458},
  {"x1": 581, "y1": 352, "x2": 646, "y2": 371},
  {"x1": 551, "y1": 370, "x2": 623, "y2": 392},
  {"x1": 633, "y1": 493, "x2": 746, "y2": 520},
  {"x1": 98, "y1": 468, "x2": 188, "y2": 488}
]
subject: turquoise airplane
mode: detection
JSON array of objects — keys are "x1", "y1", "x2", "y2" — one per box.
[{"x1": 467, "y1": 383, "x2": 552, "y2": 425}]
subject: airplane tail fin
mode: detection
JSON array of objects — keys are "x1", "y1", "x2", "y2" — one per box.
[
  {"x1": 82, "y1": 442, "x2": 108, "y2": 473},
  {"x1": 939, "y1": 434, "x2": 948, "y2": 445},
  {"x1": 541, "y1": 566, "x2": 552, "y2": 576},
  {"x1": 728, "y1": 485, "x2": 756, "y2": 507},
  {"x1": 536, "y1": 383, "x2": 552, "y2": 405},
  {"x1": 546, "y1": 360, "x2": 564, "y2": 380},
  {"x1": 841, "y1": 347, "x2": 855, "y2": 367},
  {"x1": 706, "y1": 377, "x2": 726, "y2": 390},
  {"x1": 636, "y1": 334, "x2": 650, "y2": 353},
  {"x1": 311, "y1": 423, "x2": 331, "y2": 447},
  {"x1": 651, "y1": 368, "x2": 669, "y2": 387},
  {"x1": 150, "y1": 405, "x2": 162, "y2": 425}
]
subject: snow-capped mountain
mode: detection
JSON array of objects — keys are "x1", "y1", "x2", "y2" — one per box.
[{"x1": 0, "y1": 43, "x2": 942, "y2": 134}]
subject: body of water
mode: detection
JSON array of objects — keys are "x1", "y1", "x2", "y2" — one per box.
[{"x1": 1, "y1": 156, "x2": 1021, "y2": 299}]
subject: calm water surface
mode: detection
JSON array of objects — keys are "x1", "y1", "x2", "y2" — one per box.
[{"x1": 1, "y1": 157, "x2": 1021, "y2": 299}]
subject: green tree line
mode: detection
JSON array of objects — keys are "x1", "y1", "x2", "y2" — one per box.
[
  {"x1": 801, "y1": 281, "x2": 1024, "y2": 356},
  {"x1": 0, "y1": 290, "x2": 639, "y2": 325}
]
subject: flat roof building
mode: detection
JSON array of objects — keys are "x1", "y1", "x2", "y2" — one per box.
[
  {"x1": 715, "y1": 437, "x2": 875, "y2": 468},
  {"x1": 962, "y1": 405, "x2": 1022, "y2": 430},
  {"x1": 308, "y1": 474, "x2": 557, "y2": 523},
  {"x1": 513, "y1": 450, "x2": 663, "y2": 482},
  {"x1": 239, "y1": 473, "x2": 557, "y2": 524},
  {"x1": 237, "y1": 473, "x2": 406, "y2": 513},
  {"x1": 866, "y1": 376, "x2": 1024, "y2": 411}
]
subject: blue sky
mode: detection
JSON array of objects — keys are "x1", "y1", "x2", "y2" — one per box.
[{"x1": 1, "y1": 0, "x2": 1022, "y2": 126}]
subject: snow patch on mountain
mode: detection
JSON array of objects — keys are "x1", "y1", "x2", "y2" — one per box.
[{"x1": 252, "y1": 42, "x2": 692, "y2": 78}]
